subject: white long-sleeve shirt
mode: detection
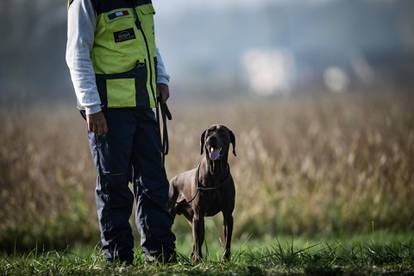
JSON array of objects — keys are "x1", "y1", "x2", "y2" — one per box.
[{"x1": 66, "y1": 0, "x2": 170, "y2": 115}]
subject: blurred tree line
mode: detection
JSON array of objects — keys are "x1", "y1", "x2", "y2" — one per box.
[
  {"x1": 0, "y1": 0, "x2": 70, "y2": 105},
  {"x1": 1, "y1": 0, "x2": 414, "y2": 106}
]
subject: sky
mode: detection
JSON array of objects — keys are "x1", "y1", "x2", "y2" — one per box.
[
  {"x1": 150, "y1": 0, "x2": 412, "y2": 95},
  {"x1": 153, "y1": 0, "x2": 397, "y2": 19},
  {"x1": 153, "y1": 0, "x2": 338, "y2": 14}
]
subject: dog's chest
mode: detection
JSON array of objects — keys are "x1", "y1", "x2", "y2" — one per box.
[{"x1": 199, "y1": 190, "x2": 224, "y2": 216}]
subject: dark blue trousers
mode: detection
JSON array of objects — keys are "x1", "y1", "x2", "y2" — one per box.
[{"x1": 88, "y1": 109, "x2": 175, "y2": 263}]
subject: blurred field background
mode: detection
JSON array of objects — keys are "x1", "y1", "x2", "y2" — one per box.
[
  {"x1": 1, "y1": 92, "x2": 413, "y2": 252},
  {"x1": 1, "y1": 0, "x2": 414, "y2": 256}
]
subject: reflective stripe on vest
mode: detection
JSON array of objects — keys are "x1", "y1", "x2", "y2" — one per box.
[{"x1": 92, "y1": 0, "x2": 157, "y2": 109}]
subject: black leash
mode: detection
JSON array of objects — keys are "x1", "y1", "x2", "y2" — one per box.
[
  {"x1": 156, "y1": 96, "x2": 172, "y2": 165},
  {"x1": 186, "y1": 163, "x2": 202, "y2": 205}
]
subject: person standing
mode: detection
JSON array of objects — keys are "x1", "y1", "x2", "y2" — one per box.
[{"x1": 66, "y1": 0, "x2": 176, "y2": 264}]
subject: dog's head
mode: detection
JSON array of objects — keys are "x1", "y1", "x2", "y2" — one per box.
[{"x1": 200, "y1": 125, "x2": 236, "y2": 161}]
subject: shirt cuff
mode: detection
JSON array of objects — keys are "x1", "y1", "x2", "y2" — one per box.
[
  {"x1": 85, "y1": 104, "x2": 102, "y2": 115},
  {"x1": 157, "y1": 75, "x2": 170, "y2": 86}
]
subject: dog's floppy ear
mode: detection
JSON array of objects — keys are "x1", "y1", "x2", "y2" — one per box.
[
  {"x1": 200, "y1": 129, "x2": 208, "y2": 155},
  {"x1": 229, "y1": 129, "x2": 237, "y2": 156}
]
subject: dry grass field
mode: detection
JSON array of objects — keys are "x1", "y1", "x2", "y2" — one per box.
[{"x1": 1, "y1": 92, "x2": 413, "y2": 252}]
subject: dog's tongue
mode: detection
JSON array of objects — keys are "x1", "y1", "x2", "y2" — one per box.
[{"x1": 209, "y1": 148, "x2": 220, "y2": 161}]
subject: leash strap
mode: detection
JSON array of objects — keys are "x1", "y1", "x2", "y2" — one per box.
[
  {"x1": 186, "y1": 163, "x2": 201, "y2": 204},
  {"x1": 157, "y1": 96, "x2": 172, "y2": 165}
]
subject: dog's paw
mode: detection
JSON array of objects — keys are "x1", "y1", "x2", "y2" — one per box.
[
  {"x1": 222, "y1": 251, "x2": 231, "y2": 261},
  {"x1": 191, "y1": 252, "x2": 202, "y2": 262}
]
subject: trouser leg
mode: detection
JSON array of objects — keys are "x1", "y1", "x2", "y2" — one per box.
[
  {"x1": 88, "y1": 109, "x2": 136, "y2": 263},
  {"x1": 132, "y1": 109, "x2": 176, "y2": 261}
]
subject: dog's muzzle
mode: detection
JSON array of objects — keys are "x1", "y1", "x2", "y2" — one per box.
[{"x1": 208, "y1": 147, "x2": 222, "y2": 161}]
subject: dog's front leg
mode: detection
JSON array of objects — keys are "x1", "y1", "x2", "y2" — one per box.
[
  {"x1": 223, "y1": 213, "x2": 233, "y2": 260},
  {"x1": 191, "y1": 213, "x2": 205, "y2": 262}
]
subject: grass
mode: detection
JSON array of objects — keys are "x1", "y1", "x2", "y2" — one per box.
[
  {"x1": 1, "y1": 92, "x2": 414, "y2": 274},
  {"x1": 1, "y1": 233, "x2": 413, "y2": 275}
]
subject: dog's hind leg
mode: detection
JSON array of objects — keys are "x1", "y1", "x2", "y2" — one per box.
[
  {"x1": 167, "y1": 180, "x2": 179, "y2": 217},
  {"x1": 181, "y1": 206, "x2": 194, "y2": 223}
]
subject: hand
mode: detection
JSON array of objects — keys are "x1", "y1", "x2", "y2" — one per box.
[
  {"x1": 157, "y1": 83, "x2": 170, "y2": 104},
  {"x1": 86, "y1": 111, "x2": 108, "y2": 135}
]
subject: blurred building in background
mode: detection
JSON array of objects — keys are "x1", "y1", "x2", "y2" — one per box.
[
  {"x1": 242, "y1": 48, "x2": 296, "y2": 95},
  {"x1": 1, "y1": 0, "x2": 414, "y2": 105}
]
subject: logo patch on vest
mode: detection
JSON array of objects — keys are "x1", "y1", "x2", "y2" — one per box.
[
  {"x1": 114, "y1": 28, "x2": 136, "y2": 43},
  {"x1": 108, "y1": 10, "x2": 129, "y2": 20}
]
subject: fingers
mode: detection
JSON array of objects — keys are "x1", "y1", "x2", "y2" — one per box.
[
  {"x1": 158, "y1": 84, "x2": 170, "y2": 103},
  {"x1": 102, "y1": 119, "x2": 109, "y2": 134},
  {"x1": 162, "y1": 88, "x2": 170, "y2": 103},
  {"x1": 94, "y1": 118, "x2": 108, "y2": 136},
  {"x1": 163, "y1": 91, "x2": 170, "y2": 103},
  {"x1": 87, "y1": 111, "x2": 108, "y2": 136},
  {"x1": 87, "y1": 120, "x2": 100, "y2": 135}
]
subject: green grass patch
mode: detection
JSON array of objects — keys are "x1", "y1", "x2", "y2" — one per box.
[{"x1": 1, "y1": 233, "x2": 413, "y2": 275}]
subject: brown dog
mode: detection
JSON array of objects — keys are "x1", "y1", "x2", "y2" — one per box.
[{"x1": 168, "y1": 125, "x2": 236, "y2": 261}]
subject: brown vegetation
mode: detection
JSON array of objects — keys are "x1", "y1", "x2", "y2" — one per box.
[{"x1": 1, "y1": 93, "x2": 413, "y2": 251}]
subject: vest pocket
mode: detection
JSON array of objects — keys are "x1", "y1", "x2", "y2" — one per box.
[
  {"x1": 106, "y1": 79, "x2": 136, "y2": 108},
  {"x1": 96, "y1": 62, "x2": 150, "y2": 109}
]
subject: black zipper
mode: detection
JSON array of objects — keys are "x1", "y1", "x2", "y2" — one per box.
[{"x1": 130, "y1": 2, "x2": 157, "y2": 106}]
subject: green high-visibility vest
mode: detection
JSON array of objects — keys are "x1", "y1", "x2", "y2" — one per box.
[{"x1": 92, "y1": 0, "x2": 158, "y2": 109}]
